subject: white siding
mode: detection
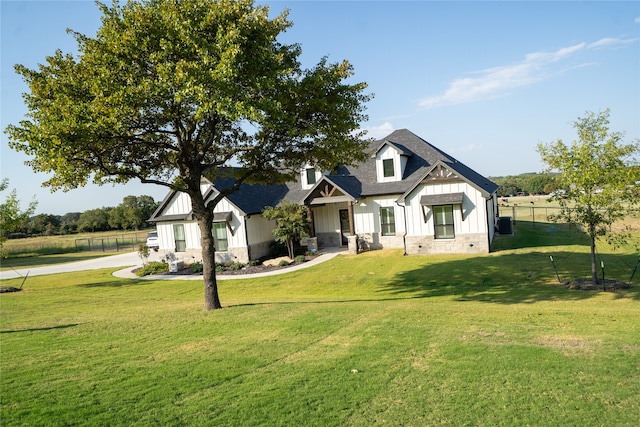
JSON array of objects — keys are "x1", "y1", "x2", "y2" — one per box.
[
  {"x1": 246, "y1": 215, "x2": 276, "y2": 245},
  {"x1": 353, "y1": 196, "x2": 405, "y2": 235},
  {"x1": 376, "y1": 145, "x2": 401, "y2": 183},
  {"x1": 404, "y1": 181, "x2": 488, "y2": 237}
]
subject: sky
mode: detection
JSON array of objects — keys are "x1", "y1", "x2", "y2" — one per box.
[{"x1": 1, "y1": 1, "x2": 639, "y2": 216}]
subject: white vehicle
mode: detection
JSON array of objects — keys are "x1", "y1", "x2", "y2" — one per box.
[{"x1": 146, "y1": 231, "x2": 159, "y2": 251}]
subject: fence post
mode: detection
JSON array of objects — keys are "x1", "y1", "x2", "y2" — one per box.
[{"x1": 532, "y1": 206, "x2": 535, "y2": 226}]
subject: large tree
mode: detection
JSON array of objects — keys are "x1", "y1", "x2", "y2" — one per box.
[
  {"x1": 6, "y1": 0, "x2": 371, "y2": 309},
  {"x1": 537, "y1": 109, "x2": 640, "y2": 286}
]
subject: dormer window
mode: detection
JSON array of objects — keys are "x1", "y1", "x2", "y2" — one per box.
[
  {"x1": 306, "y1": 168, "x2": 317, "y2": 186},
  {"x1": 302, "y1": 166, "x2": 321, "y2": 190},
  {"x1": 382, "y1": 159, "x2": 394, "y2": 178},
  {"x1": 375, "y1": 140, "x2": 412, "y2": 183}
]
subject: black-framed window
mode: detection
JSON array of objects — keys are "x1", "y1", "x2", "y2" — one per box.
[
  {"x1": 306, "y1": 168, "x2": 316, "y2": 185},
  {"x1": 433, "y1": 205, "x2": 455, "y2": 239},
  {"x1": 380, "y1": 207, "x2": 396, "y2": 236},
  {"x1": 213, "y1": 222, "x2": 228, "y2": 251},
  {"x1": 382, "y1": 159, "x2": 395, "y2": 178},
  {"x1": 382, "y1": 159, "x2": 394, "y2": 178},
  {"x1": 173, "y1": 224, "x2": 186, "y2": 252}
]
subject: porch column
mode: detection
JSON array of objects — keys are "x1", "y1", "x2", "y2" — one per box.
[{"x1": 347, "y1": 202, "x2": 355, "y2": 236}]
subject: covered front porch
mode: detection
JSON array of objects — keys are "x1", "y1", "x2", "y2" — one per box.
[{"x1": 302, "y1": 176, "x2": 361, "y2": 253}]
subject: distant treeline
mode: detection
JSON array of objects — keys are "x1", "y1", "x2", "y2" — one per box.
[
  {"x1": 8, "y1": 195, "x2": 159, "y2": 238},
  {"x1": 489, "y1": 172, "x2": 558, "y2": 197}
]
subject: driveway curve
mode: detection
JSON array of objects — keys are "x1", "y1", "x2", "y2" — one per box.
[{"x1": 1, "y1": 249, "x2": 345, "y2": 281}]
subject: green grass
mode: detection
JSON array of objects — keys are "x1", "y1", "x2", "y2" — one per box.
[
  {"x1": 0, "y1": 252, "x2": 121, "y2": 271},
  {"x1": 1, "y1": 223, "x2": 639, "y2": 426}
]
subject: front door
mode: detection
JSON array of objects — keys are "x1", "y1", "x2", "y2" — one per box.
[{"x1": 339, "y1": 209, "x2": 350, "y2": 246}]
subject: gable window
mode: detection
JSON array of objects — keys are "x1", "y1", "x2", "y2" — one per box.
[
  {"x1": 173, "y1": 224, "x2": 186, "y2": 252},
  {"x1": 382, "y1": 159, "x2": 394, "y2": 178},
  {"x1": 213, "y1": 222, "x2": 228, "y2": 251},
  {"x1": 380, "y1": 207, "x2": 396, "y2": 236},
  {"x1": 306, "y1": 168, "x2": 317, "y2": 186},
  {"x1": 433, "y1": 205, "x2": 455, "y2": 239}
]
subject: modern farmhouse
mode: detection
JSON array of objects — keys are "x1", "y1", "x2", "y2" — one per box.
[{"x1": 149, "y1": 129, "x2": 499, "y2": 263}]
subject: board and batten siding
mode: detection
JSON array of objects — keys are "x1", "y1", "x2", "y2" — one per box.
[
  {"x1": 404, "y1": 181, "x2": 488, "y2": 237},
  {"x1": 155, "y1": 186, "x2": 252, "y2": 262}
]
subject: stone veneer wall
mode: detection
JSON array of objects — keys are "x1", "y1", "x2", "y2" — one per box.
[
  {"x1": 357, "y1": 233, "x2": 404, "y2": 251},
  {"x1": 405, "y1": 233, "x2": 489, "y2": 255},
  {"x1": 159, "y1": 246, "x2": 251, "y2": 265}
]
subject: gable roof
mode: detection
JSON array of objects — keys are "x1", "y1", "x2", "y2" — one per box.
[
  {"x1": 150, "y1": 129, "x2": 497, "y2": 221},
  {"x1": 337, "y1": 129, "x2": 498, "y2": 198}
]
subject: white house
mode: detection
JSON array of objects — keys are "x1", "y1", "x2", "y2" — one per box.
[{"x1": 149, "y1": 129, "x2": 499, "y2": 263}]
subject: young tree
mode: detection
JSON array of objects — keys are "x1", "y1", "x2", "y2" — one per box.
[
  {"x1": 0, "y1": 179, "x2": 38, "y2": 257},
  {"x1": 263, "y1": 201, "x2": 311, "y2": 259},
  {"x1": 537, "y1": 109, "x2": 640, "y2": 286},
  {"x1": 5, "y1": 0, "x2": 371, "y2": 309}
]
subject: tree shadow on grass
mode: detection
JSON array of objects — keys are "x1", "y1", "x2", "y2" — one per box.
[
  {"x1": 492, "y1": 220, "x2": 590, "y2": 251},
  {"x1": 1, "y1": 323, "x2": 83, "y2": 334},
  {"x1": 77, "y1": 279, "x2": 155, "y2": 288},
  {"x1": 378, "y1": 251, "x2": 640, "y2": 304}
]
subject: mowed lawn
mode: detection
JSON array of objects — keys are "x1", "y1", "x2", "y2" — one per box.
[{"x1": 1, "y1": 223, "x2": 639, "y2": 426}]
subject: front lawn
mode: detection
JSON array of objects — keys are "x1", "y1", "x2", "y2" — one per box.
[{"x1": 1, "y1": 224, "x2": 638, "y2": 426}]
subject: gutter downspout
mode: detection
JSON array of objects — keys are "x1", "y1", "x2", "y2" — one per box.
[{"x1": 396, "y1": 200, "x2": 408, "y2": 256}]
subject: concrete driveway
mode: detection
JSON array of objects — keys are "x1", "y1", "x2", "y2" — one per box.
[
  {"x1": 0, "y1": 251, "x2": 148, "y2": 280},
  {"x1": 0, "y1": 249, "x2": 345, "y2": 281}
]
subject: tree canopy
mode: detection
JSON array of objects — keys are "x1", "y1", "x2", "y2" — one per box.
[
  {"x1": 6, "y1": 0, "x2": 372, "y2": 309},
  {"x1": 537, "y1": 109, "x2": 640, "y2": 286},
  {"x1": 0, "y1": 179, "x2": 38, "y2": 257}
]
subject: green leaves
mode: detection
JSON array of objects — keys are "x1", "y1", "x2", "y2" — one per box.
[{"x1": 537, "y1": 109, "x2": 640, "y2": 284}]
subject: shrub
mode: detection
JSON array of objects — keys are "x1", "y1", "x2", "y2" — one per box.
[
  {"x1": 228, "y1": 261, "x2": 245, "y2": 271},
  {"x1": 249, "y1": 259, "x2": 260, "y2": 267},
  {"x1": 136, "y1": 261, "x2": 168, "y2": 277},
  {"x1": 190, "y1": 262, "x2": 203, "y2": 274},
  {"x1": 294, "y1": 255, "x2": 305, "y2": 263},
  {"x1": 278, "y1": 259, "x2": 290, "y2": 267}
]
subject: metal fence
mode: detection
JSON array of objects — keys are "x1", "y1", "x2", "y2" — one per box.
[{"x1": 74, "y1": 232, "x2": 147, "y2": 252}]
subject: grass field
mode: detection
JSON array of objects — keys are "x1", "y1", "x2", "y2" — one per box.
[
  {"x1": 1, "y1": 229, "x2": 151, "y2": 259},
  {"x1": 1, "y1": 221, "x2": 639, "y2": 426}
]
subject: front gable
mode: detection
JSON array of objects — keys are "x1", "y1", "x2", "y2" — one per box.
[{"x1": 302, "y1": 176, "x2": 360, "y2": 206}]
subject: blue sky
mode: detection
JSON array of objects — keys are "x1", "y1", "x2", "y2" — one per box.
[{"x1": 1, "y1": 1, "x2": 639, "y2": 215}]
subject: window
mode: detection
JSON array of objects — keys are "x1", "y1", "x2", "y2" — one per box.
[
  {"x1": 173, "y1": 224, "x2": 186, "y2": 252},
  {"x1": 380, "y1": 207, "x2": 396, "y2": 236},
  {"x1": 382, "y1": 159, "x2": 394, "y2": 178},
  {"x1": 306, "y1": 168, "x2": 317, "y2": 185},
  {"x1": 213, "y1": 222, "x2": 228, "y2": 251},
  {"x1": 433, "y1": 205, "x2": 455, "y2": 239}
]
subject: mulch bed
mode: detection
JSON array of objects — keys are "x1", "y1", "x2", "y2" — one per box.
[{"x1": 566, "y1": 278, "x2": 631, "y2": 291}]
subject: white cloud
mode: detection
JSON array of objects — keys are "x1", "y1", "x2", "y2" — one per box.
[
  {"x1": 419, "y1": 38, "x2": 636, "y2": 109},
  {"x1": 450, "y1": 143, "x2": 481, "y2": 155},
  {"x1": 588, "y1": 37, "x2": 638, "y2": 49},
  {"x1": 635, "y1": 16, "x2": 640, "y2": 24},
  {"x1": 361, "y1": 122, "x2": 394, "y2": 139}
]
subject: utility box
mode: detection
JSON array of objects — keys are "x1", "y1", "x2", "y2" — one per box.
[
  {"x1": 169, "y1": 260, "x2": 184, "y2": 273},
  {"x1": 499, "y1": 216, "x2": 513, "y2": 235}
]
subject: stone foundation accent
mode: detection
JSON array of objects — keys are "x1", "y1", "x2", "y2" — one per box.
[
  {"x1": 357, "y1": 233, "x2": 404, "y2": 251},
  {"x1": 405, "y1": 234, "x2": 489, "y2": 255},
  {"x1": 347, "y1": 235, "x2": 359, "y2": 254},
  {"x1": 316, "y1": 232, "x2": 341, "y2": 248}
]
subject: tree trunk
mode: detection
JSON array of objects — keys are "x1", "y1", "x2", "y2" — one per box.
[
  {"x1": 287, "y1": 239, "x2": 295, "y2": 259},
  {"x1": 589, "y1": 234, "x2": 600, "y2": 286},
  {"x1": 195, "y1": 207, "x2": 222, "y2": 310}
]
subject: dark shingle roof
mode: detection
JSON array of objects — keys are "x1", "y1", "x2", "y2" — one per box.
[{"x1": 151, "y1": 129, "x2": 498, "y2": 219}]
